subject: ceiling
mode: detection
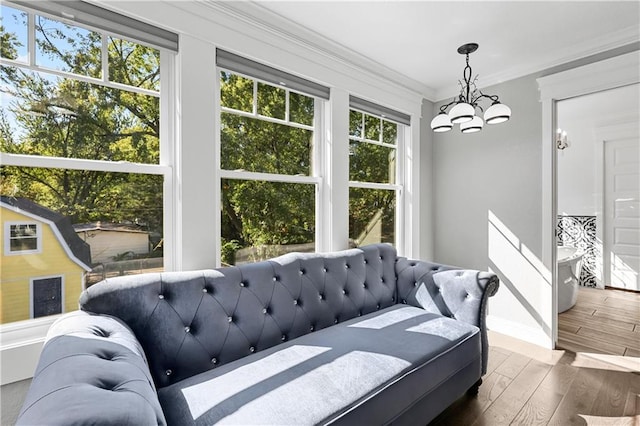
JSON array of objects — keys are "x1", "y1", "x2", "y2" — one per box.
[{"x1": 251, "y1": 1, "x2": 640, "y2": 101}]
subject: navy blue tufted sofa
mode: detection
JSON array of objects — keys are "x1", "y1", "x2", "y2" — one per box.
[{"x1": 17, "y1": 244, "x2": 498, "y2": 425}]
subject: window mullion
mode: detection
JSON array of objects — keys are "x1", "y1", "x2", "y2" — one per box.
[
  {"x1": 101, "y1": 34, "x2": 109, "y2": 83},
  {"x1": 28, "y1": 11, "x2": 35, "y2": 65}
]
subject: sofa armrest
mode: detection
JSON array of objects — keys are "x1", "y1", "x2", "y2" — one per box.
[
  {"x1": 396, "y1": 258, "x2": 499, "y2": 375},
  {"x1": 17, "y1": 311, "x2": 166, "y2": 426}
]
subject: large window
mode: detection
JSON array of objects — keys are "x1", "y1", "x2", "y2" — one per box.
[
  {"x1": 348, "y1": 106, "x2": 403, "y2": 247},
  {"x1": 5, "y1": 222, "x2": 40, "y2": 254},
  {"x1": 219, "y1": 68, "x2": 320, "y2": 265},
  {"x1": 0, "y1": 3, "x2": 174, "y2": 324}
]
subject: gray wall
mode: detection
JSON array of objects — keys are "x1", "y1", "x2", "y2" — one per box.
[{"x1": 433, "y1": 74, "x2": 542, "y2": 268}]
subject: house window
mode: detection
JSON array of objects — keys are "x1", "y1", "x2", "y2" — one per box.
[
  {"x1": 217, "y1": 51, "x2": 328, "y2": 265},
  {"x1": 0, "y1": 2, "x2": 176, "y2": 324},
  {"x1": 6, "y1": 222, "x2": 40, "y2": 254},
  {"x1": 348, "y1": 100, "x2": 406, "y2": 247},
  {"x1": 31, "y1": 276, "x2": 63, "y2": 318}
]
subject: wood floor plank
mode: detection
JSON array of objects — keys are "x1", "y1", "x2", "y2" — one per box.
[
  {"x1": 578, "y1": 302, "x2": 640, "y2": 321},
  {"x1": 625, "y1": 347, "x2": 640, "y2": 357},
  {"x1": 493, "y1": 351, "x2": 531, "y2": 380},
  {"x1": 557, "y1": 329, "x2": 626, "y2": 356},
  {"x1": 558, "y1": 321, "x2": 580, "y2": 334},
  {"x1": 510, "y1": 360, "x2": 579, "y2": 425},
  {"x1": 486, "y1": 347, "x2": 509, "y2": 376},
  {"x1": 547, "y1": 367, "x2": 608, "y2": 425},
  {"x1": 592, "y1": 308, "x2": 640, "y2": 325},
  {"x1": 576, "y1": 327, "x2": 640, "y2": 352},
  {"x1": 560, "y1": 308, "x2": 636, "y2": 332},
  {"x1": 591, "y1": 370, "x2": 638, "y2": 418},
  {"x1": 475, "y1": 359, "x2": 551, "y2": 425}
]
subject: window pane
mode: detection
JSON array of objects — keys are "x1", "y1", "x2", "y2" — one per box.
[
  {"x1": 1, "y1": 69, "x2": 159, "y2": 163},
  {"x1": 220, "y1": 71, "x2": 253, "y2": 113},
  {"x1": 349, "y1": 141, "x2": 396, "y2": 183},
  {"x1": 221, "y1": 112, "x2": 312, "y2": 175},
  {"x1": 257, "y1": 82, "x2": 286, "y2": 120},
  {"x1": 382, "y1": 120, "x2": 397, "y2": 145},
  {"x1": 108, "y1": 37, "x2": 160, "y2": 92},
  {"x1": 349, "y1": 110, "x2": 363, "y2": 137},
  {"x1": 1, "y1": 166, "x2": 164, "y2": 324},
  {"x1": 349, "y1": 187, "x2": 395, "y2": 246},
  {"x1": 221, "y1": 179, "x2": 315, "y2": 265},
  {"x1": 289, "y1": 92, "x2": 314, "y2": 126},
  {"x1": 10, "y1": 236, "x2": 37, "y2": 251},
  {"x1": 364, "y1": 114, "x2": 381, "y2": 141},
  {"x1": 35, "y1": 15, "x2": 101, "y2": 78},
  {"x1": 1, "y1": 5, "x2": 28, "y2": 63}
]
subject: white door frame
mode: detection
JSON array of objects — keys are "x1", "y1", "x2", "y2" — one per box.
[{"x1": 537, "y1": 51, "x2": 639, "y2": 348}]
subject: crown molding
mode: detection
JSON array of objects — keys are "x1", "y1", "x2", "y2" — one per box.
[
  {"x1": 435, "y1": 26, "x2": 640, "y2": 102},
  {"x1": 197, "y1": 0, "x2": 434, "y2": 102}
]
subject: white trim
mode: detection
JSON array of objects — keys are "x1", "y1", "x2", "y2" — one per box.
[
  {"x1": 1, "y1": 203, "x2": 91, "y2": 271},
  {"x1": 0, "y1": 153, "x2": 170, "y2": 175},
  {"x1": 537, "y1": 51, "x2": 640, "y2": 349},
  {"x1": 29, "y1": 275, "x2": 65, "y2": 319},
  {"x1": 348, "y1": 181, "x2": 401, "y2": 191},
  {"x1": 4, "y1": 221, "x2": 42, "y2": 256},
  {"x1": 220, "y1": 170, "x2": 320, "y2": 185},
  {"x1": 487, "y1": 315, "x2": 554, "y2": 349}
]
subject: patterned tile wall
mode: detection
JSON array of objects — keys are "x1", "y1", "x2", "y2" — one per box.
[{"x1": 557, "y1": 215, "x2": 598, "y2": 287}]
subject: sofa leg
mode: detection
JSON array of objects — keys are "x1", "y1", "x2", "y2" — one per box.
[{"x1": 466, "y1": 378, "x2": 482, "y2": 396}]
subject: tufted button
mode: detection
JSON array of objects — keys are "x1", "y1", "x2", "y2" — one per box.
[
  {"x1": 310, "y1": 325, "x2": 315, "y2": 332},
  {"x1": 202, "y1": 288, "x2": 208, "y2": 293},
  {"x1": 391, "y1": 297, "x2": 395, "y2": 302},
  {"x1": 158, "y1": 294, "x2": 164, "y2": 300},
  {"x1": 345, "y1": 264, "x2": 350, "y2": 269},
  {"x1": 239, "y1": 282, "x2": 245, "y2": 287},
  {"x1": 466, "y1": 293, "x2": 471, "y2": 299},
  {"x1": 273, "y1": 276, "x2": 278, "y2": 281},
  {"x1": 299, "y1": 269, "x2": 305, "y2": 275},
  {"x1": 414, "y1": 281, "x2": 419, "y2": 287},
  {"x1": 379, "y1": 256, "x2": 383, "y2": 260},
  {"x1": 376, "y1": 304, "x2": 380, "y2": 309},
  {"x1": 249, "y1": 346, "x2": 256, "y2": 353},
  {"x1": 228, "y1": 316, "x2": 233, "y2": 323},
  {"x1": 323, "y1": 267, "x2": 328, "y2": 272},
  {"x1": 402, "y1": 299, "x2": 407, "y2": 304},
  {"x1": 262, "y1": 307, "x2": 268, "y2": 314},
  {"x1": 334, "y1": 318, "x2": 339, "y2": 324},
  {"x1": 319, "y1": 293, "x2": 324, "y2": 300},
  {"x1": 437, "y1": 287, "x2": 441, "y2": 292},
  {"x1": 342, "y1": 289, "x2": 346, "y2": 295},
  {"x1": 363, "y1": 283, "x2": 367, "y2": 288},
  {"x1": 184, "y1": 326, "x2": 191, "y2": 333},
  {"x1": 293, "y1": 299, "x2": 298, "y2": 305},
  {"x1": 211, "y1": 357, "x2": 218, "y2": 365},
  {"x1": 364, "y1": 259, "x2": 368, "y2": 264},
  {"x1": 410, "y1": 262, "x2": 416, "y2": 266},
  {"x1": 281, "y1": 334, "x2": 287, "y2": 341},
  {"x1": 381, "y1": 277, "x2": 385, "y2": 283},
  {"x1": 358, "y1": 311, "x2": 362, "y2": 317},
  {"x1": 166, "y1": 369, "x2": 172, "y2": 376}
]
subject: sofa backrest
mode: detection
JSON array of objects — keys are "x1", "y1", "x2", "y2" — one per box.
[{"x1": 79, "y1": 244, "x2": 398, "y2": 388}]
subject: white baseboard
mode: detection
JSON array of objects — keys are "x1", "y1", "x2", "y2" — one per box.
[{"x1": 487, "y1": 315, "x2": 553, "y2": 349}]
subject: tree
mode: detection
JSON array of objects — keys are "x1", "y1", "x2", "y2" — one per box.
[{"x1": 1, "y1": 13, "x2": 163, "y2": 235}]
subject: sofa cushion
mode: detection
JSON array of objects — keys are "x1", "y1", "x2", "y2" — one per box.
[
  {"x1": 157, "y1": 304, "x2": 480, "y2": 425},
  {"x1": 80, "y1": 244, "x2": 398, "y2": 388}
]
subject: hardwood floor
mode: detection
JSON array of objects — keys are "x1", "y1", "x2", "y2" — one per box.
[
  {"x1": 558, "y1": 287, "x2": 640, "y2": 357},
  {"x1": 430, "y1": 288, "x2": 640, "y2": 426}
]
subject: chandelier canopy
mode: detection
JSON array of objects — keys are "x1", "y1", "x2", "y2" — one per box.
[{"x1": 431, "y1": 43, "x2": 511, "y2": 133}]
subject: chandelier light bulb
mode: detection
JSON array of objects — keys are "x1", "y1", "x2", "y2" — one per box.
[
  {"x1": 460, "y1": 116, "x2": 484, "y2": 133},
  {"x1": 430, "y1": 112, "x2": 453, "y2": 132},
  {"x1": 484, "y1": 102, "x2": 512, "y2": 124},
  {"x1": 448, "y1": 102, "x2": 475, "y2": 124}
]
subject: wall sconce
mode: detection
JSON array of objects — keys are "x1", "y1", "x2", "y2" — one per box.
[{"x1": 556, "y1": 129, "x2": 569, "y2": 150}]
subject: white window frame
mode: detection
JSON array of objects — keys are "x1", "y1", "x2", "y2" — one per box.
[
  {"x1": 30, "y1": 275, "x2": 65, "y2": 319},
  {"x1": 347, "y1": 107, "x2": 405, "y2": 249},
  {"x1": 0, "y1": 2, "x2": 177, "y2": 378},
  {"x1": 216, "y1": 67, "x2": 324, "y2": 266},
  {"x1": 4, "y1": 221, "x2": 42, "y2": 255}
]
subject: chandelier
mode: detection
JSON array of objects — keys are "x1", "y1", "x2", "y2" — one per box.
[{"x1": 431, "y1": 43, "x2": 511, "y2": 133}]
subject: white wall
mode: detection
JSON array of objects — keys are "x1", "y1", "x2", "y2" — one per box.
[{"x1": 557, "y1": 84, "x2": 640, "y2": 216}]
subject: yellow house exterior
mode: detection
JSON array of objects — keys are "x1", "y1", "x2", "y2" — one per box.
[{"x1": 1, "y1": 198, "x2": 91, "y2": 324}]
